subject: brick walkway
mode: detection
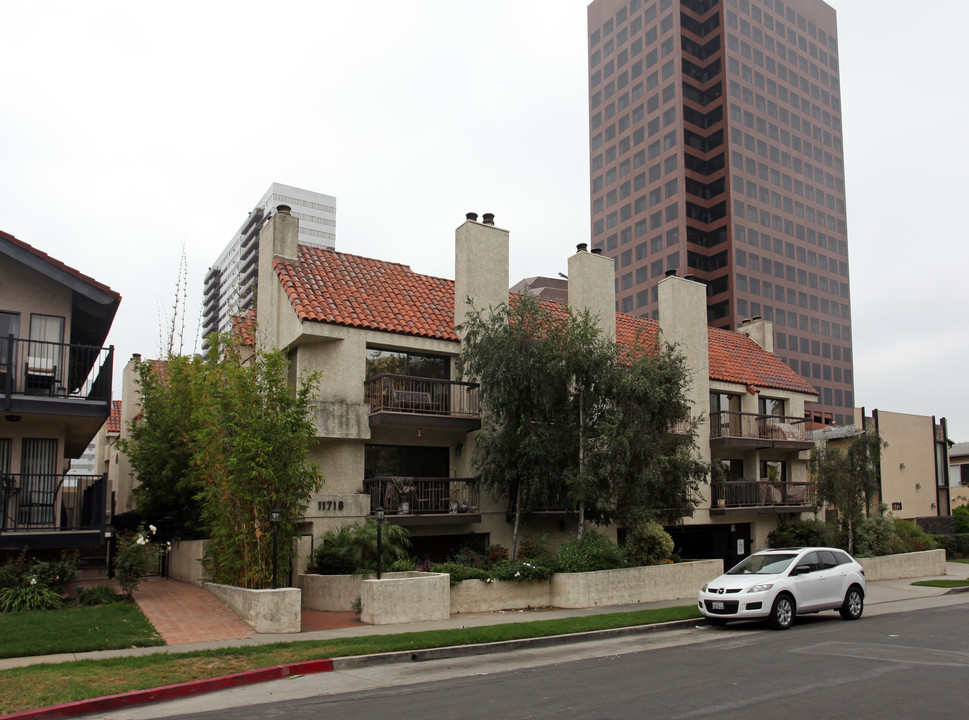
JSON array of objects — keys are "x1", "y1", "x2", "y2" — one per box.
[{"x1": 132, "y1": 577, "x2": 364, "y2": 645}]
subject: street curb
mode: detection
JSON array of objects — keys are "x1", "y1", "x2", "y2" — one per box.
[
  {"x1": 1, "y1": 619, "x2": 701, "y2": 719},
  {"x1": 0, "y1": 659, "x2": 334, "y2": 720}
]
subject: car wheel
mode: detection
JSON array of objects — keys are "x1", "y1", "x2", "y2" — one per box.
[
  {"x1": 706, "y1": 617, "x2": 728, "y2": 627},
  {"x1": 839, "y1": 585, "x2": 864, "y2": 620},
  {"x1": 768, "y1": 593, "x2": 795, "y2": 630}
]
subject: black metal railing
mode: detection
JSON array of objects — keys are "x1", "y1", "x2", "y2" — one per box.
[
  {"x1": 0, "y1": 473, "x2": 107, "y2": 532},
  {"x1": 0, "y1": 336, "x2": 113, "y2": 402},
  {"x1": 364, "y1": 374, "x2": 479, "y2": 418},
  {"x1": 712, "y1": 479, "x2": 813, "y2": 509},
  {"x1": 709, "y1": 411, "x2": 810, "y2": 442},
  {"x1": 363, "y1": 477, "x2": 479, "y2": 516}
]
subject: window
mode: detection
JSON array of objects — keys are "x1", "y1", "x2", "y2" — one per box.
[
  {"x1": 760, "y1": 459, "x2": 786, "y2": 482},
  {"x1": 366, "y1": 348, "x2": 449, "y2": 380},
  {"x1": 21, "y1": 437, "x2": 59, "y2": 526}
]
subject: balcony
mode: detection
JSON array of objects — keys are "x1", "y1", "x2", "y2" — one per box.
[
  {"x1": 0, "y1": 473, "x2": 109, "y2": 549},
  {"x1": 363, "y1": 477, "x2": 480, "y2": 526},
  {"x1": 711, "y1": 479, "x2": 813, "y2": 514},
  {"x1": 708, "y1": 411, "x2": 814, "y2": 450},
  {"x1": 364, "y1": 374, "x2": 480, "y2": 431}
]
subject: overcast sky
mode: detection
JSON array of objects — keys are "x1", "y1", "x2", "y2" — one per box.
[{"x1": 1, "y1": 1, "x2": 966, "y2": 441}]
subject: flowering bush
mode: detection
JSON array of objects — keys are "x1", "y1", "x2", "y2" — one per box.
[
  {"x1": 0, "y1": 549, "x2": 78, "y2": 595},
  {"x1": 485, "y1": 544, "x2": 509, "y2": 567},
  {"x1": 115, "y1": 524, "x2": 168, "y2": 600},
  {"x1": 489, "y1": 559, "x2": 553, "y2": 583},
  {"x1": 553, "y1": 531, "x2": 628, "y2": 573}
]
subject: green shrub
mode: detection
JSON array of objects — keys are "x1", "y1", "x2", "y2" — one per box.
[
  {"x1": 933, "y1": 533, "x2": 969, "y2": 559},
  {"x1": 624, "y1": 520, "x2": 674, "y2": 566},
  {"x1": 0, "y1": 550, "x2": 79, "y2": 595},
  {"x1": 485, "y1": 544, "x2": 509, "y2": 567},
  {"x1": 767, "y1": 519, "x2": 831, "y2": 548},
  {"x1": 79, "y1": 585, "x2": 122, "y2": 606},
  {"x1": 310, "y1": 544, "x2": 357, "y2": 575},
  {"x1": 852, "y1": 515, "x2": 895, "y2": 556},
  {"x1": 953, "y1": 505, "x2": 969, "y2": 534},
  {"x1": 430, "y1": 562, "x2": 490, "y2": 586},
  {"x1": 890, "y1": 519, "x2": 937, "y2": 553},
  {"x1": 114, "y1": 524, "x2": 167, "y2": 600},
  {"x1": 489, "y1": 560, "x2": 554, "y2": 583},
  {"x1": 0, "y1": 583, "x2": 63, "y2": 612},
  {"x1": 312, "y1": 520, "x2": 411, "y2": 575},
  {"x1": 517, "y1": 536, "x2": 552, "y2": 563},
  {"x1": 554, "y1": 531, "x2": 628, "y2": 573},
  {"x1": 386, "y1": 558, "x2": 415, "y2": 572},
  {"x1": 447, "y1": 546, "x2": 486, "y2": 569}
]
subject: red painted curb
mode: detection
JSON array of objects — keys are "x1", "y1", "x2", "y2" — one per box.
[{"x1": 2, "y1": 658, "x2": 334, "y2": 720}]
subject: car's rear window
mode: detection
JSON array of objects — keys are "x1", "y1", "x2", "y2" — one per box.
[{"x1": 727, "y1": 553, "x2": 798, "y2": 575}]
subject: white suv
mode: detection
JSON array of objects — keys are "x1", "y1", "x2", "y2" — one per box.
[{"x1": 698, "y1": 547, "x2": 866, "y2": 630}]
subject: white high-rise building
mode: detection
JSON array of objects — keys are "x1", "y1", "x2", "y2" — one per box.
[{"x1": 202, "y1": 183, "x2": 336, "y2": 347}]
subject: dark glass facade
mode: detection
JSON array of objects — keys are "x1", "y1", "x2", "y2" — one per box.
[{"x1": 587, "y1": 0, "x2": 853, "y2": 425}]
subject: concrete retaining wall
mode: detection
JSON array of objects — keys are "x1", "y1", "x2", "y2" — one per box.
[
  {"x1": 297, "y1": 573, "x2": 363, "y2": 611},
  {"x1": 858, "y1": 548, "x2": 947, "y2": 581},
  {"x1": 204, "y1": 582, "x2": 301, "y2": 633},
  {"x1": 450, "y1": 578, "x2": 552, "y2": 613},
  {"x1": 168, "y1": 540, "x2": 209, "y2": 585},
  {"x1": 550, "y1": 559, "x2": 724, "y2": 608},
  {"x1": 361, "y1": 572, "x2": 450, "y2": 625}
]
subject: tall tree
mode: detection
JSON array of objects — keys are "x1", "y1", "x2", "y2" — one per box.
[
  {"x1": 810, "y1": 428, "x2": 883, "y2": 553},
  {"x1": 459, "y1": 295, "x2": 706, "y2": 552}
]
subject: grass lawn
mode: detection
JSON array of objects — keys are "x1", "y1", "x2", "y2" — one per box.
[
  {"x1": 911, "y1": 579, "x2": 969, "y2": 588},
  {"x1": 0, "y1": 605, "x2": 700, "y2": 714},
  {"x1": 949, "y1": 558, "x2": 969, "y2": 564},
  {"x1": 0, "y1": 602, "x2": 164, "y2": 659}
]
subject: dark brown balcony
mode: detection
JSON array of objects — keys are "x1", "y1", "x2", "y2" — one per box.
[
  {"x1": 709, "y1": 411, "x2": 814, "y2": 450},
  {"x1": 711, "y1": 479, "x2": 813, "y2": 514},
  {"x1": 364, "y1": 374, "x2": 480, "y2": 431},
  {"x1": 0, "y1": 473, "x2": 109, "y2": 549},
  {"x1": 363, "y1": 477, "x2": 480, "y2": 526}
]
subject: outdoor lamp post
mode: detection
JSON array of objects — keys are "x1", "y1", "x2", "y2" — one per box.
[
  {"x1": 270, "y1": 507, "x2": 281, "y2": 589},
  {"x1": 375, "y1": 506, "x2": 385, "y2": 580}
]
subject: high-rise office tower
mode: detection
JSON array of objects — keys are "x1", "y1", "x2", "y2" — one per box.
[
  {"x1": 587, "y1": 0, "x2": 853, "y2": 425},
  {"x1": 202, "y1": 183, "x2": 336, "y2": 348}
]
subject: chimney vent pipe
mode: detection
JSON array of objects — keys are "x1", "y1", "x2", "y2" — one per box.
[
  {"x1": 665, "y1": 269, "x2": 677, "y2": 277},
  {"x1": 276, "y1": 204, "x2": 292, "y2": 215},
  {"x1": 466, "y1": 212, "x2": 478, "y2": 222},
  {"x1": 591, "y1": 247, "x2": 603, "y2": 255},
  {"x1": 482, "y1": 212, "x2": 495, "y2": 226},
  {"x1": 576, "y1": 242, "x2": 588, "y2": 253}
]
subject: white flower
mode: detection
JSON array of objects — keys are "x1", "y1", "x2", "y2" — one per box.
[
  {"x1": 29, "y1": 577, "x2": 37, "y2": 585},
  {"x1": 148, "y1": 525, "x2": 157, "y2": 534},
  {"x1": 136, "y1": 536, "x2": 147, "y2": 546},
  {"x1": 514, "y1": 571, "x2": 521, "y2": 577}
]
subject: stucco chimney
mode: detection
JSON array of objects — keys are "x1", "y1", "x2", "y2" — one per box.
[
  {"x1": 454, "y1": 213, "x2": 509, "y2": 338},
  {"x1": 658, "y1": 274, "x2": 710, "y2": 442},
  {"x1": 567, "y1": 242, "x2": 616, "y2": 341},
  {"x1": 256, "y1": 205, "x2": 300, "y2": 351},
  {"x1": 736, "y1": 315, "x2": 774, "y2": 352}
]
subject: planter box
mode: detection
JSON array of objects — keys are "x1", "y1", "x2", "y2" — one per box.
[
  {"x1": 858, "y1": 549, "x2": 947, "y2": 581},
  {"x1": 550, "y1": 559, "x2": 723, "y2": 608},
  {"x1": 450, "y1": 578, "x2": 551, "y2": 614},
  {"x1": 204, "y1": 582, "x2": 301, "y2": 633},
  {"x1": 297, "y1": 573, "x2": 363, "y2": 611},
  {"x1": 361, "y1": 572, "x2": 449, "y2": 625}
]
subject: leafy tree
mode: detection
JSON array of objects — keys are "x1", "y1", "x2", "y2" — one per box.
[
  {"x1": 458, "y1": 294, "x2": 706, "y2": 554},
  {"x1": 810, "y1": 429, "x2": 883, "y2": 554},
  {"x1": 954, "y1": 505, "x2": 969, "y2": 534},
  {"x1": 119, "y1": 355, "x2": 205, "y2": 538},
  {"x1": 194, "y1": 335, "x2": 324, "y2": 588}
]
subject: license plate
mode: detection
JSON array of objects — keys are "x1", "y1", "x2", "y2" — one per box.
[{"x1": 711, "y1": 601, "x2": 724, "y2": 610}]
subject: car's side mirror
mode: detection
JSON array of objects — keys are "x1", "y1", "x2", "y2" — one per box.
[{"x1": 791, "y1": 564, "x2": 812, "y2": 576}]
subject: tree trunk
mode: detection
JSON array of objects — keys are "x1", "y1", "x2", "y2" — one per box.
[
  {"x1": 577, "y1": 389, "x2": 585, "y2": 539},
  {"x1": 512, "y1": 483, "x2": 522, "y2": 561}
]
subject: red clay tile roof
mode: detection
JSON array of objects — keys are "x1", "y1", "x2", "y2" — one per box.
[
  {"x1": 274, "y1": 246, "x2": 458, "y2": 340},
  {"x1": 231, "y1": 309, "x2": 257, "y2": 347},
  {"x1": 0, "y1": 228, "x2": 121, "y2": 300},
  {"x1": 107, "y1": 400, "x2": 122, "y2": 434},
  {"x1": 273, "y1": 245, "x2": 817, "y2": 396}
]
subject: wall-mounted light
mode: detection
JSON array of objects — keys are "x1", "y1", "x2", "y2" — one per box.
[
  {"x1": 417, "y1": 427, "x2": 423, "y2": 439},
  {"x1": 455, "y1": 443, "x2": 462, "y2": 457},
  {"x1": 899, "y1": 462, "x2": 905, "y2": 470},
  {"x1": 915, "y1": 483, "x2": 921, "y2": 490}
]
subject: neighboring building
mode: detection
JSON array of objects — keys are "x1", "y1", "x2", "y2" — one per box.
[
  {"x1": 586, "y1": 0, "x2": 854, "y2": 426},
  {"x1": 201, "y1": 183, "x2": 336, "y2": 349},
  {"x1": 251, "y1": 208, "x2": 818, "y2": 572},
  {"x1": 509, "y1": 276, "x2": 569, "y2": 302},
  {"x1": 949, "y1": 442, "x2": 969, "y2": 504},
  {"x1": 67, "y1": 439, "x2": 97, "y2": 476},
  {"x1": 0, "y1": 229, "x2": 120, "y2": 562},
  {"x1": 811, "y1": 410, "x2": 952, "y2": 521}
]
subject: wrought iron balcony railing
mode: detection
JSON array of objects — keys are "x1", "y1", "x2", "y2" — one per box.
[
  {"x1": 364, "y1": 374, "x2": 480, "y2": 419},
  {"x1": 363, "y1": 477, "x2": 479, "y2": 516},
  {"x1": 0, "y1": 336, "x2": 113, "y2": 403},
  {"x1": 0, "y1": 473, "x2": 108, "y2": 533},
  {"x1": 709, "y1": 411, "x2": 810, "y2": 443},
  {"x1": 712, "y1": 479, "x2": 813, "y2": 510}
]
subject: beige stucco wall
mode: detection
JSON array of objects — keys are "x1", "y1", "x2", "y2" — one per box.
[
  {"x1": 858, "y1": 549, "x2": 946, "y2": 581},
  {"x1": 551, "y1": 559, "x2": 724, "y2": 608},
  {"x1": 204, "y1": 582, "x2": 301, "y2": 633},
  {"x1": 450, "y1": 577, "x2": 552, "y2": 613},
  {"x1": 360, "y1": 571, "x2": 450, "y2": 624},
  {"x1": 870, "y1": 410, "x2": 940, "y2": 519},
  {"x1": 454, "y1": 218, "x2": 509, "y2": 337},
  {"x1": 568, "y1": 248, "x2": 616, "y2": 341},
  {"x1": 297, "y1": 572, "x2": 363, "y2": 611},
  {"x1": 168, "y1": 540, "x2": 209, "y2": 585}
]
